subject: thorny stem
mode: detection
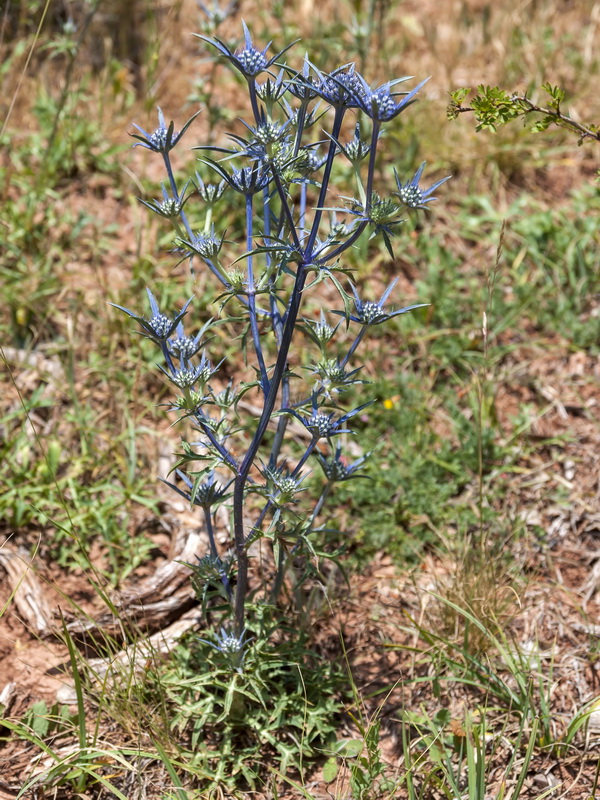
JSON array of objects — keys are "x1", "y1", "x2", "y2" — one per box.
[
  {"x1": 292, "y1": 437, "x2": 318, "y2": 475},
  {"x1": 299, "y1": 182, "x2": 308, "y2": 236},
  {"x1": 194, "y1": 413, "x2": 238, "y2": 473},
  {"x1": 203, "y1": 505, "x2": 219, "y2": 559},
  {"x1": 270, "y1": 546, "x2": 287, "y2": 605},
  {"x1": 271, "y1": 169, "x2": 302, "y2": 252},
  {"x1": 305, "y1": 107, "x2": 346, "y2": 258},
  {"x1": 318, "y1": 220, "x2": 368, "y2": 263},
  {"x1": 163, "y1": 152, "x2": 194, "y2": 240},
  {"x1": 293, "y1": 100, "x2": 309, "y2": 156},
  {"x1": 248, "y1": 79, "x2": 261, "y2": 124},
  {"x1": 232, "y1": 256, "x2": 310, "y2": 635},
  {"x1": 159, "y1": 341, "x2": 176, "y2": 374},
  {"x1": 232, "y1": 109, "x2": 347, "y2": 637},
  {"x1": 311, "y1": 480, "x2": 332, "y2": 522},
  {"x1": 265, "y1": 184, "x2": 291, "y2": 470},
  {"x1": 341, "y1": 327, "x2": 367, "y2": 367},
  {"x1": 365, "y1": 120, "x2": 381, "y2": 214},
  {"x1": 202, "y1": 506, "x2": 233, "y2": 599},
  {"x1": 245, "y1": 193, "x2": 269, "y2": 394}
]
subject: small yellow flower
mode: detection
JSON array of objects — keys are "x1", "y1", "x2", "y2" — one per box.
[{"x1": 383, "y1": 398, "x2": 394, "y2": 410}]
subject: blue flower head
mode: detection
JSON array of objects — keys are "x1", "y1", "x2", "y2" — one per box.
[
  {"x1": 394, "y1": 162, "x2": 451, "y2": 209},
  {"x1": 333, "y1": 278, "x2": 427, "y2": 326},
  {"x1": 312, "y1": 62, "x2": 366, "y2": 108},
  {"x1": 200, "y1": 159, "x2": 271, "y2": 195},
  {"x1": 197, "y1": 0, "x2": 238, "y2": 29},
  {"x1": 110, "y1": 288, "x2": 192, "y2": 343},
  {"x1": 316, "y1": 444, "x2": 371, "y2": 483},
  {"x1": 161, "y1": 351, "x2": 219, "y2": 390},
  {"x1": 168, "y1": 321, "x2": 204, "y2": 360},
  {"x1": 260, "y1": 464, "x2": 308, "y2": 506},
  {"x1": 338, "y1": 123, "x2": 373, "y2": 164},
  {"x1": 179, "y1": 227, "x2": 224, "y2": 261},
  {"x1": 198, "y1": 627, "x2": 253, "y2": 671},
  {"x1": 280, "y1": 394, "x2": 373, "y2": 440},
  {"x1": 355, "y1": 76, "x2": 430, "y2": 122},
  {"x1": 195, "y1": 20, "x2": 296, "y2": 79},
  {"x1": 138, "y1": 181, "x2": 193, "y2": 219},
  {"x1": 194, "y1": 173, "x2": 227, "y2": 204},
  {"x1": 130, "y1": 107, "x2": 200, "y2": 154},
  {"x1": 256, "y1": 69, "x2": 288, "y2": 104},
  {"x1": 161, "y1": 469, "x2": 232, "y2": 509},
  {"x1": 287, "y1": 56, "x2": 320, "y2": 102}
]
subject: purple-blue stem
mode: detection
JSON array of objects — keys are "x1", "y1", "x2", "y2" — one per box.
[
  {"x1": 202, "y1": 505, "x2": 233, "y2": 598},
  {"x1": 304, "y1": 106, "x2": 345, "y2": 259},
  {"x1": 233, "y1": 107, "x2": 347, "y2": 636},
  {"x1": 299, "y1": 182, "x2": 307, "y2": 238},
  {"x1": 364, "y1": 120, "x2": 381, "y2": 214},
  {"x1": 264, "y1": 185, "x2": 292, "y2": 470},
  {"x1": 311, "y1": 480, "x2": 332, "y2": 521},
  {"x1": 162, "y1": 152, "x2": 194, "y2": 240},
  {"x1": 270, "y1": 169, "x2": 303, "y2": 252},
  {"x1": 160, "y1": 342, "x2": 177, "y2": 374},
  {"x1": 194, "y1": 413, "x2": 239, "y2": 473},
  {"x1": 247, "y1": 79, "x2": 262, "y2": 124},
  {"x1": 317, "y1": 220, "x2": 368, "y2": 263},
  {"x1": 292, "y1": 101, "x2": 309, "y2": 157},
  {"x1": 341, "y1": 327, "x2": 367, "y2": 367},
  {"x1": 202, "y1": 505, "x2": 219, "y2": 559},
  {"x1": 245, "y1": 193, "x2": 269, "y2": 394}
]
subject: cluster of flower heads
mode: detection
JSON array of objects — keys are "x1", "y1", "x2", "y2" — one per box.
[
  {"x1": 130, "y1": 23, "x2": 449, "y2": 251},
  {"x1": 116, "y1": 17, "x2": 449, "y2": 657}
]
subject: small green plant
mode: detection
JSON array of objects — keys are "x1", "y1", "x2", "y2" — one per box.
[{"x1": 137, "y1": 611, "x2": 344, "y2": 787}]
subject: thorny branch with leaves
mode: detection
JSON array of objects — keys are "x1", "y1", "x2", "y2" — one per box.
[{"x1": 448, "y1": 82, "x2": 600, "y2": 146}]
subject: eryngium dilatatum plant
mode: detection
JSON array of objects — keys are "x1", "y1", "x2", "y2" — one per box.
[{"x1": 116, "y1": 21, "x2": 448, "y2": 659}]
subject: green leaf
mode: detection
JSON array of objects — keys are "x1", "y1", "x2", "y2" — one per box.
[
  {"x1": 29, "y1": 701, "x2": 49, "y2": 738},
  {"x1": 334, "y1": 738, "x2": 363, "y2": 758},
  {"x1": 322, "y1": 757, "x2": 339, "y2": 782}
]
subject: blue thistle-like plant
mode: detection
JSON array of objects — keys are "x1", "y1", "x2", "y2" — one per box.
[
  {"x1": 193, "y1": 173, "x2": 227, "y2": 204},
  {"x1": 311, "y1": 62, "x2": 366, "y2": 108},
  {"x1": 168, "y1": 322, "x2": 204, "y2": 360},
  {"x1": 196, "y1": 0, "x2": 238, "y2": 28},
  {"x1": 197, "y1": 627, "x2": 252, "y2": 671},
  {"x1": 161, "y1": 351, "x2": 218, "y2": 390},
  {"x1": 117, "y1": 20, "x2": 449, "y2": 648},
  {"x1": 161, "y1": 469, "x2": 232, "y2": 509}
]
